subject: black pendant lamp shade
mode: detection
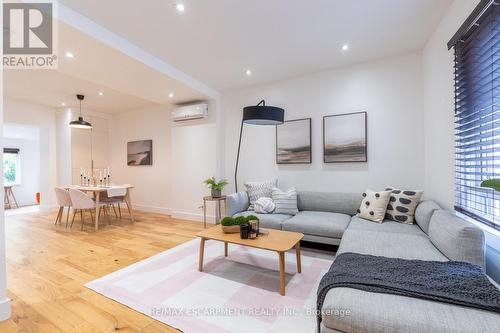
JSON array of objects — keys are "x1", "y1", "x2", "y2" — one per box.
[
  {"x1": 69, "y1": 94, "x2": 92, "y2": 129},
  {"x1": 242, "y1": 100, "x2": 284, "y2": 125}
]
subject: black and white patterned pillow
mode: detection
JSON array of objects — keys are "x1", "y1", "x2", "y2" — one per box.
[
  {"x1": 385, "y1": 187, "x2": 423, "y2": 224},
  {"x1": 356, "y1": 190, "x2": 392, "y2": 223},
  {"x1": 244, "y1": 179, "x2": 277, "y2": 210}
]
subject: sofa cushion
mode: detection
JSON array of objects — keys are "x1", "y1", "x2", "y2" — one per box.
[
  {"x1": 233, "y1": 211, "x2": 291, "y2": 230},
  {"x1": 226, "y1": 191, "x2": 249, "y2": 216},
  {"x1": 414, "y1": 200, "x2": 441, "y2": 234},
  {"x1": 282, "y1": 211, "x2": 350, "y2": 239},
  {"x1": 322, "y1": 287, "x2": 500, "y2": 333},
  {"x1": 297, "y1": 191, "x2": 361, "y2": 215},
  {"x1": 428, "y1": 210, "x2": 485, "y2": 267},
  {"x1": 338, "y1": 220, "x2": 448, "y2": 261},
  {"x1": 348, "y1": 216, "x2": 429, "y2": 236}
]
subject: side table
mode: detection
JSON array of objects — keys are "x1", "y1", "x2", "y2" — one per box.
[{"x1": 203, "y1": 196, "x2": 226, "y2": 228}]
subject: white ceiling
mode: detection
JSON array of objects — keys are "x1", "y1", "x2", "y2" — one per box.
[
  {"x1": 58, "y1": 0, "x2": 452, "y2": 92},
  {"x1": 3, "y1": 21, "x2": 208, "y2": 113}
]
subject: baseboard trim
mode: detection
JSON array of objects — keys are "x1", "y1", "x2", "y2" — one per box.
[
  {"x1": 171, "y1": 210, "x2": 217, "y2": 224},
  {"x1": 39, "y1": 204, "x2": 58, "y2": 213},
  {"x1": 132, "y1": 204, "x2": 172, "y2": 215},
  {"x1": 0, "y1": 297, "x2": 11, "y2": 321}
]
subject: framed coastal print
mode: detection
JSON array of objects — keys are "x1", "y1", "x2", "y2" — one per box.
[
  {"x1": 323, "y1": 112, "x2": 367, "y2": 163},
  {"x1": 276, "y1": 118, "x2": 312, "y2": 164},
  {"x1": 127, "y1": 140, "x2": 153, "y2": 166}
]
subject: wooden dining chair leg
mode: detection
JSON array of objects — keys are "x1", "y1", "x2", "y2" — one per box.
[
  {"x1": 90, "y1": 210, "x2": 94, "y2": 221},
  {"x1": 112, "y1": 205, "x2": 118, "y2": 218},
  {"x1": 81, "y1": 210, "x2": 85, "y2": 231},
  {"x1": 118, "y1": 203, "x2": 122, "y2": 218},
  {"x1": 54, "y1": 207, "x2": 62, "y2": 225},
  {"x1": 125, "y1": 201, "x2": 133, "y2": 221},
  {"x1": 65, "y1": 207, "x2": 70, "y2": 228},
  {"x1": 70, "y1": 209, "x2": 77, "y2": 228}
]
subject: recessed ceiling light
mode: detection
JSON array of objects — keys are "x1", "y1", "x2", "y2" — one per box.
[
  {"x1": 65, "y1": 52, "x2": 75, "y2": 58},
  {"x1": 176, "y1": 3, "x2": 185, "y2": 12},
  {"x1": 169, "y1": 92, "x2": 174, "y2": 98},
  {"x1": 98, "y1": 91, "x2": 104, "y2": 96},
  {"x1": 341, "y1": 44, "x2": 349, "y2": 51},
  {"x1": 61, "y1": 102, "x2": 66, "y2": 106},
  {"x1": 245, "y1": 69, "x2": 252, "y2": 76}
]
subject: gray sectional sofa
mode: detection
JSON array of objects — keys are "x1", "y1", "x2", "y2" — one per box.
[{"x1": 227, "y1": 191, "x2": 500, "y2": 333}]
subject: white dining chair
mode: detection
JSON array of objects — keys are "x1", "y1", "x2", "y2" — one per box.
[
  {"x1": 101, "y1": 186, "x2": 131, "y2": 221},
  {"x1": 54, "y1": 187, "x2": 72, "y2": 227},
  {"x1": 68, "y1": 189, "x2": 105, "y2": 230}
]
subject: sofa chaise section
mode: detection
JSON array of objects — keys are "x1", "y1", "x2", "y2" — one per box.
[{"x1": 320, "y1": 201, "x2": 500, "y2": 333}]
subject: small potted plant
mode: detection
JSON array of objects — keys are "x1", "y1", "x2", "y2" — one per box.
[
  {"x1": 221, "y1": 216, "x2": 247, "y2": 233},
  {"x1": 481, "y1": 179, "x2": 500, "y2": 191},
  {"x1": 203, "y1": 177, "x2": 228, "y2": 198}
]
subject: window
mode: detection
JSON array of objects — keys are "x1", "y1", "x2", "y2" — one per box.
[
  {"x1": 449, "y1": 0, "x2": 499, "y2": 229},
  {"x1": 3, "y1": 148, "x2": 20, "y2": 185}
]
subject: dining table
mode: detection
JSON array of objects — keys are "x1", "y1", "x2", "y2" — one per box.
[{"x1": 66, "y1": 184, "x2": 134, "y2": 231}]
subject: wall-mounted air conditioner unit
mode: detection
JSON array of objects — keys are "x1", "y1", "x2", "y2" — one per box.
[{"x1": 172, "y1": 103, "x2": 208, "y2": 121}]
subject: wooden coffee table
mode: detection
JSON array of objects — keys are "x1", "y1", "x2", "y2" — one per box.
[{"x1": 197, "y1": 225, "x2": 304, "y2": 295}]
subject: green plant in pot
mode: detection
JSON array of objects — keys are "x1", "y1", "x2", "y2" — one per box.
[
  {"x1": 203, "y1": 177, "x2": 228, "y2": 198},
  {"x1": 221, "y1": 216, "x2": 247, "y2": 233},
  {"x1": 481, "y1": 179, "x2": 500, "y2": 192}
]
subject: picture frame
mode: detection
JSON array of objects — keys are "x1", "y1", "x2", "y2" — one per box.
[
  {"x1": 127, "y1": 140, "x2": 153, "y2": 166},
  {"x1": 323, "y1": 112, "x2": 367, "y2": 163},
  {"x1": 276, "y1": 118, "x2": 312, "y2": 164}
]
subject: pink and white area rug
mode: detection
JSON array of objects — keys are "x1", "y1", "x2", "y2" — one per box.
[{"x1": 86, "y1": 238, "x2": 333, "y2": 333}]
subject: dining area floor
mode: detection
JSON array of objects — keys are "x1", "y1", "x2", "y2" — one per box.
[{"x1": 0, "y1": 208, "x2": 205, "y2": 333}]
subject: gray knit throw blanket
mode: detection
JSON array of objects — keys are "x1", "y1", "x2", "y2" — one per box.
[{"x1": 317, "y1": 252, "x2": 500, "y2": 328}]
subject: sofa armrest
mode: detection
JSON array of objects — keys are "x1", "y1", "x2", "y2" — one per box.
[
  {"x1": 226, "y1": 192, "x2": 249, "y2": 216},
  {"x1": 428, "y1": 210, "x2": 485, "y2": 268}
]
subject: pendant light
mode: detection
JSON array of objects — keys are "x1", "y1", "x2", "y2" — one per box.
[{"x1": 69, "y1": 94, "x2": 92, "y2": 129}]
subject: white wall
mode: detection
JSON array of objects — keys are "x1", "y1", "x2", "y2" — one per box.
[
  {"x1": 3, "y1": 98, "x2": 58, "y2": 209},
  {"x1": 109, "y1": 106, "x2": 173, "y2": 214},
  {"x1": 422, "y1": 0, "x2": 479, "y2": 211},
  {"x1": 170, "y1": 101, "x2": 217, "y2": 221},
  {"x1": 3, "y1": 137, "x2": 40, "y2": 206},
  {"x1": 223, "y1": 52, "x2": 425, "y2": 194},
  {"x1": 109, "y1": 102, "x2": 219, "y2": 221},
  {"x1": 55, "y1": 110, "x2": 72, "y2": 186}
]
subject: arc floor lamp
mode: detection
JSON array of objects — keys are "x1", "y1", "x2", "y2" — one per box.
[{"x1": 234, "y1": 100, "x2": 284, "y2": 192}]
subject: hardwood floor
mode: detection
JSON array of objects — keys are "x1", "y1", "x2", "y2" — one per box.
[{"x1": 0, "y1": 209, "x2": 205, "y2": 333}]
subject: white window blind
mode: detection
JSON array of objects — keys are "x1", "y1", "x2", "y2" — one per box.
[{"x1": 452, "y1": 1, "x2": 499, "y2": 229}]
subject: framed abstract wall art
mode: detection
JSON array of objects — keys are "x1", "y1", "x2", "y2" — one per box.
[
  {"x1": 276, "y1": 118, "x2": 312, "y2": 164},
  {"x1": 323, "y1": 112, "x2": 367, "y2": 163}
]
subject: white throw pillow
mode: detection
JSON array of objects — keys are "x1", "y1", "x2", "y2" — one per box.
[
  {"x1": 254, "y1": 197, "x2": 275, "y2": 214},
  {"x1": 272, "y1": 187, "x2": 298, "y2": 215},
  {"x1": 357, "y1": 190, "x2": 391, "y2": 223},
  {"x1": 244, "y1": 179, "x2": 277, "y2": 210}
]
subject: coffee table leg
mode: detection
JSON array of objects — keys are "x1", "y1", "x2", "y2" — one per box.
[
  {"x1": 224, "y1": 242, "x2": 228, "y2": 257},
  {"x1": 295, "y1": 242, "x2": 302, "y2": 273},
  {"x1": 279, "y1": 251, "x2": 285, "y2": 296},
  {"x1": 198, "y1": 238, "x2": 205, "y2": 272}
]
